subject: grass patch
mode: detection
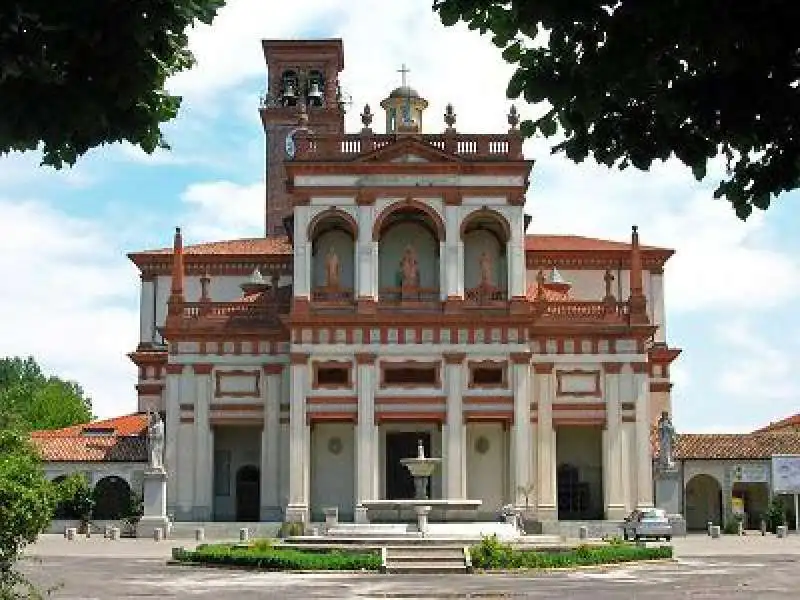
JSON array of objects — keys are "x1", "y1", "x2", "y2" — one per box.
[
  {"x1": 172, "y1": 542, "x2": 381, "y2": 571},
  {"x1": 471, "y1": 535, "x2": 673, "y2": 570}
]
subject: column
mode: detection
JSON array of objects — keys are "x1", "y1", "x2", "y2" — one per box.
[
  {"x1": 164, "y1": 363, "x2": 184, "y2": 516},
  {"x1": 632, "y1": 361, "x2": 654, "y2": 509},
  {"x1": 649, "y1": 270, "x2": 666, "y2": 343},
  {"x1": 534, "y1": 363, "x2": 557, "y2": 519},
  {"x1": 443, "y1": 205, "x2": 464, "y2": 299},
  {"x1": 139, "y1": 276, "x2": 155, "y2": 346},
  {"x1": 286, "y1": 353, "x2": 310, "y2": 523},
  {"x1": 356, "y1": 203, "x2": 378, "y2": 301},
  {"x1": 355, "y1": 353, "x2": 378, "y2": 509},
  {"x1": 261, "y1": 364, "x2": 283, "y2": 521},
  {"x1": 444, "y1": 353, "x2": 466, "y2": 499},
  {"x1": 175, "y1": 368, "x2": 195, "y2": 519},
  {"x1": 602, "y1": 363, "x2": 626, "y2": 519},
  {"x1": 507, "y1": 212, "x2": 526, "y2": 298},
  {"x1": 511, "y1": 353, "x2": 532, "y2": 507},
  {"x1": 192, "y1": 364, "x2": 213, "y2": 521}
]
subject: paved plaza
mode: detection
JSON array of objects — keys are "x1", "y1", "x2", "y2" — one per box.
[{"x1": 21, "y1": 534, "x2": 800, "y2": 599}]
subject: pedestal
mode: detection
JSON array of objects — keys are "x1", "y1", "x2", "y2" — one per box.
[
  {"x1": 285, "y1": 503, "x2": 309, "y2": 525},
  {"x1": 415, "y1": 505, "x2": 431, "y2": 536},
  {"x1": 655, "y1": 467, "x2": 686, "y2": 536},
  {"x1": 136, "y1": 468, "x2": 170, "y2": 539}
]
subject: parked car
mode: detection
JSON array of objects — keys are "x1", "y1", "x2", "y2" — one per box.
[{"x1": 622, "y1": 508, "x2": 673, "y2": 541}]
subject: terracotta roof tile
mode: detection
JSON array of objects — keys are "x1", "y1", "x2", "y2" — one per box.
[
  {"x1": 754, "y1": 413, "x2": 800, "y2": 433},
  {"x1": 651, "y1": 426, "x2": 800, "y2": 460},
  {"x1": 30, "y1": 413, "x2": 148, "y2": 463},
  {"x1": 130, "y1": 236, "x2": 293, "y2": 258},
  {"x1": 525, "y1": 234, "x2": 670, "y2": 253}
]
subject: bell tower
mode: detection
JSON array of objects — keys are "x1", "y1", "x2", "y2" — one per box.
[{"x1": 259, "y1": 39, "x2": 346, "y2": 236}]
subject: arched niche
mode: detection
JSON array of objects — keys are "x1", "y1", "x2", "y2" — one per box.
[
  {"x1": 309, "y1": 209, "x2": 357, "y2": 300},
  {"x1": 461, "y1": 209, "x2": 510, "y2": 299},
  {"x1": 93, "y1": 475, "x2": 132, "y2": 520},
  {"x1": 375, "y1": 201, "x2": 442, "y2": 300},
  {"x1": 685, "y1": 473, "x2": 722, "y2": 531}
]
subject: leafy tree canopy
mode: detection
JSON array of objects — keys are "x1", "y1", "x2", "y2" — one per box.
[
  {"x1": 0, "y1": 357, "x2": 92, "y2": 432},
  {"x1": 433, "y1": 0, "x2": 800, "y2": 219},
  {"x1": 0, "y1": 0, "x2": 224, "y2": 168},
  {"x1": 0, "y1": 430, "x2": 56, "y2": 595}
]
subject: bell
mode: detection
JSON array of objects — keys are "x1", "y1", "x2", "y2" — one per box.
[
  {"x1": 282, "y1": 82, "x2": 297, "y2": 106},
  {"x1": 307, "y1": 81, "x2": 323, "y2": 107}
]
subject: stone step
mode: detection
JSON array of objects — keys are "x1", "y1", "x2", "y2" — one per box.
[
  {"x1": 388, "y1": 550, "x2": 465, "y2": 560},
  {"x1": 383, "y1": 545, "x2": 468, "y2": 574},
  {"x1": 384, "y1": 563, "x2": 467, "y2": 575}
]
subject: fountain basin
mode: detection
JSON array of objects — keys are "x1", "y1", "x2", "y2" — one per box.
[{"x1": 399, "y1": 457, "x2": 442, "y2": 478}]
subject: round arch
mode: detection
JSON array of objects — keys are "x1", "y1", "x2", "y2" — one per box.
[
  {"x1": 307, "y1": 207, "x2": 359, "y2": 241},
  {"x1": 460, "y1": 207, "x2": 512, "y2": 244},
  {"x1": 372, "y1": 198, "x2": 446, "y2": 242},
  {"x1": 685, "y1": 473, "x2": 722, "y2": 531},
  {"x1": 93, "y1": 475, "x2": 132, "y2": 520}
]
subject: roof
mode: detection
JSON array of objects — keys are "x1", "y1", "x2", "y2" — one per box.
[
  {"x1": 525, "y1": 234, "x2": 669, "y2": 253},
  {"x1": 754, "y1": 413, "x2": 800, "y2": 433},
  {"x1": 129, "y1": 234, "x2": 668, "y2": 260},
  {"x1": 674, "y1": 433, "x2": 800, "y2": 460},
  {"x1": 388, "y1": 85, "x2": 421, "y2": 100},
  {"x1": 30, "y1": 413, "x2": 148, "y2": 463}
]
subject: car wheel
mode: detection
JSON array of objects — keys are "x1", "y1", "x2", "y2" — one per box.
[
  {"x1": 666, "y1": 536, "x2": 672, "y2": 542},
  {"x1": 634, "y1": 535, "x2": 640, "y2": 542}
]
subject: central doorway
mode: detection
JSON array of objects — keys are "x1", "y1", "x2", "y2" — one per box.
[
  {"x1": 385, "y1": 432, "x2": 431, "y2": 499},
  {"x1": 235, "y1": 465, "x2": 260, "y2": 521}
]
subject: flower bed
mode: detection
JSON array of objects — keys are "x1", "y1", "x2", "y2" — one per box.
[
  {"x1": 471, "y1": 535, "x2": 673, "y2": 570},
  {"x1": 172, "y1": 541, "x2": 381, "y2": 571}
]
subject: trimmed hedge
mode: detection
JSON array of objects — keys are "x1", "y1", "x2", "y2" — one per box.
[
  {"x1": 173, "y1": 543, "x2": 381, "y2": 571},
  {"x1": 470, "y1": 535, "x2": 673, "y2": 570}
]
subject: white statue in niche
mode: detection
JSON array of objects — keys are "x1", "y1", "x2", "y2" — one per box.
[
  {"x1": 479, "y1": 251, "x2": 493, "y2": 286},
  {"x1": 399, "y1": 245, "x2": 419, "y2": 287},
  {"x1": 147, "y1": 411, "x2": 165, "y2": 470},
  {"x1": 324, "y1": 246, "x2": 340, "y2": 288}
]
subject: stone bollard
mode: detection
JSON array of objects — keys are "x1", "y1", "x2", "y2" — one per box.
[
  {"x1": 104, "y1": 526, "x2": 111, "y2": 539},
  {"x1": 195, "y1": 528, "x2": 205, "y2": 542},
  {"x1": 154, "y1": 527, "x2": 164, "y2": 542},
  {"x1": 85, "y1": 527, "x2": 91, "y2": 539},
  {"x1": 777, "y1": 525, "x2": 788, "y2": 538},
  {"x1": 239, "y1": 527, "x2": 249, "y2": 542},
  {"x1": 707, "y1": 521, "x2": 713, "y2": 536},
  {"x1": 761, "y1": 520, "x2": 767, "y2": 536},
  {"x1": 737, "y1": 521, "x2": 743, "y2": 536},
  {"x1": 578, "y1": 526, "x2": 589, "y2": 540},
  {"x1": 710, "y1": 525, "x2": 721, "y2": 538},
  {"x1": 324, "y1": 507, "x2": 339, "y2": 532},
  {"x1": 109, "y1": 527, "x2": 120, "y2": 541},
  {"x1": 415, "y1": 505, "x2": 431, "y2": 536},
  {"x1": 65, "y1": 527, "x2": 77, "y2": 541}
]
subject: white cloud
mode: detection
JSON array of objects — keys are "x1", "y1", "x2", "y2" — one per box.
[
  {"x1": 181, "y1": 181, "x2": 264, "y2": 241},
  {"x1": 0, "y1": 198, "x2": 139, "y2": 420}
]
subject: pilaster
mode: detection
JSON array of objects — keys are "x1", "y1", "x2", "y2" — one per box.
[
  {"x1": 261, "y1": 364, "x2": 283, "y2": 521},
  {"x1": 443, "y1": 205, "x2": 464, "y2": 299},
  {"x1": 602, "y1": 363, "x2": 626, "y2": 519},
  {"x1": 632, "y1": 361, "x2": 654, "y2": 509},
  {"x1": 443, "y1": 352, "x2": 466, "y2": 499},
  {"x1": 533, "y1": 362, "x2": 557, "y2": 519},
  {"x1": 511, "y1": 353, "x2": 532, "y2": 507},
  {"x1": 286, "y1": 354, "x2": 310, "y2": 523},
  {"x1": 139, "y1": 277, "x2": 156, "y2": 346},
  {"x1": 164, "y1": 363, "x2": 183, "y2": 516},
  {"x1": 507, "y1": 211, "x2": 526, "y2": 298},
  {"x1": 192, "y1": 363, "x2": 213, "y2": 521},
  {"x1": 355, "y1": 353, "x2": 378, "y2": 508},
  {"x1": 357, "y1": 204, "x2": 378, "y2": 300},
  {"x1": 650, "y1": 271, "x2": 666, "y2": 343}
]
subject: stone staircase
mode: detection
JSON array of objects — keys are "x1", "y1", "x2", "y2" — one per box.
[{"x1": 381, "y1": 544, "x2": 471, "y2": 574}]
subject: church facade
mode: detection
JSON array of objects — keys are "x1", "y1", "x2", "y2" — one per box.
[{"x1": 126, "y1": 38, "x2": 681, "y2": 524}]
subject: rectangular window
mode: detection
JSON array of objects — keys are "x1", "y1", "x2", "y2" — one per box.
[
  {"x1": 213, "y1": 450, "x2": 231, "y2": 497},
  {"x1": 317, "y1": 367, "x2": 349, "y2": 387},
  {"x1": 382, "y1": 364, "x2": 439, "y2": 387},
  {"x1": 469, "y1": 362, "x2": 507, "y2": 388}
]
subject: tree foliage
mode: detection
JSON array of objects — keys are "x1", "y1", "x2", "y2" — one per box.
[
  {"x1": 0, "y1": 357, "x2": 92, "y2": 432},
  {"x1": 0, "y1": 0, "x2": 224, "y2": 168},
  {"x1": 433, "y1": 0, "x2": 800, "y2": 219},
  {"x1": 0, "y1": 430, "x2": 56, "y2": 597}
]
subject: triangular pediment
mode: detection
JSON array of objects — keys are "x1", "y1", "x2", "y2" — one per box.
[{"x1": 354, "y1": 136, "x2": 462, "y2": 164}]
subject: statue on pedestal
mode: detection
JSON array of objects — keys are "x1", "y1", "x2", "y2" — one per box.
[
  {"x1": 147, "y1": 411, "x2": 165, "y2": 471},
  {"x1": 657, "y1": 411, "x2": 677, "y2": 471},
  {"x1": 399, "y1": 245, "x2": 419, "y2": 287},
  {"x1": 324, "y1": 246, "x2": 340, "y2": 288}
]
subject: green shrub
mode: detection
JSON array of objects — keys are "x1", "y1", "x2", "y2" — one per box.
[
  {"x1": 252, "y1": 538, "x2": 276, "y2": 551},
  {"x1": 173, "y1": 543, "x2": 381, "y2": 571},
  {"x1": 277, "y1": 522, "x2": 304, "y2": 538},
  {"x1": 722, "y1": 520, "x2": 740, "y2": 535},
  {"x1": 469, "y1": 537, "x2": 672, "y2": 570},
  {"x1": 766, "y1": 499, "x2": 787, "y2": 533}
]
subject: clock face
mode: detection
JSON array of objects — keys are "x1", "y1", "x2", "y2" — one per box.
[{"x1": 284, "y1": 132, "x2": 296, "y2": 158}]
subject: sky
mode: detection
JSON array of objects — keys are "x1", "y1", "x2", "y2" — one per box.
[{"x1": 1, "y1": 0, "x2": 798, "y2": 434}]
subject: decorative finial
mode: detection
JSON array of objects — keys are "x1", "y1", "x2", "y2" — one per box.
[
  {"x1": 417, "y1": 438, "x2": 425, "y2": 459},
  {"x1": 444, "y1": 103, "x2": 456, "y2": 129},
  {"x1": 508, "y1": 105, "x2": 519, "y2": 129},
  {"x1": 361, "y1": 104, "x2": 373, "y2": 128}
]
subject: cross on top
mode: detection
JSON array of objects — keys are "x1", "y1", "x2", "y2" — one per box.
[{"x1": 398, "y1": 63, "x2": 410, "y2": 88}]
